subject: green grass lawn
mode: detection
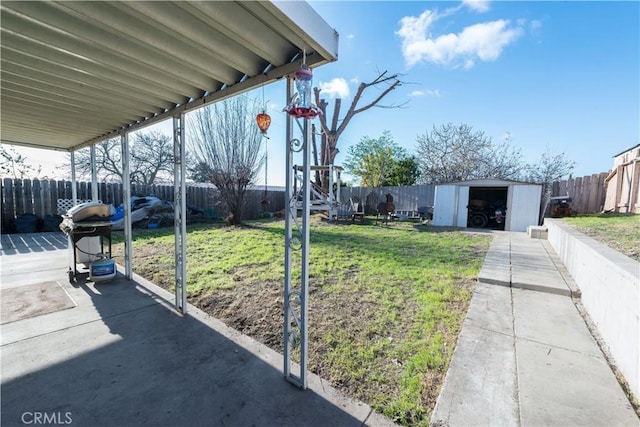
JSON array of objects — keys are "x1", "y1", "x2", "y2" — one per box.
[
  {"x1": 562, "y1": 213, "x2": 640, "y2": 261},
  {"x1": 112, "y1": 218, "x2": 491, "y2": 425}
]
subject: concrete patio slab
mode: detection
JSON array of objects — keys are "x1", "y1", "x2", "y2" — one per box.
[{"x1": 1, "y1": 281, "x2": 76, "y2": 324}]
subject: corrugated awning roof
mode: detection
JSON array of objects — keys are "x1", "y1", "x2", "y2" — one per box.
[{"x1": 0, "y1": 1, "x2": 338, "y2": 152}]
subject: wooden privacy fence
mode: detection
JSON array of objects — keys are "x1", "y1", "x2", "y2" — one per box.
[
  {"x1": 550, "y1": 172, "x2": 608, "y2": 214},
  {"x1": 1, "y1": 178, "x2": 285, "y2": 228},
  {"x1": 2, "y1": 174, "x2": 608, "y2": 230}
]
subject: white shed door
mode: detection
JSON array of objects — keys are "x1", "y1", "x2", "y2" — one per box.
[
  {"x1": 433, "y1": 185, "x2": 456, "y2": 226},
  {"x1": 508, "y1": 185, "x2": 542, "y2": 231},
  {"x1": 456, "y1": 186, "x2": 470, "y2": 227}
]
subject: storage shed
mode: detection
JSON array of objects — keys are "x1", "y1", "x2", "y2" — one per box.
[{"x1": 432, "y1": 179, "x2": 542, "y2": 232}]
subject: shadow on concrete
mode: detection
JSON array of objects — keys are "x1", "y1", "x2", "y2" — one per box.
[
  {"x1": 0, "y1": 232, "x2": 67, "y2": 255},
  {"x1": 1, "y1": 272, "x2": 370, "y2": 426}
]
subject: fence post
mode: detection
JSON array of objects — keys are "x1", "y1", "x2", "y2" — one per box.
[
  {"x1": 587, "y1": 174, "x2": 599, "y2": 213},
  {"x1": 23, "y1": 179, "x2": 34, "y2": 214},
  {"x1": 14, "y1": 179, "x2": 24, "y2": 216},
  {"x1": 79, "y1": 181, "x2": 87, "y2": 201},
  {"x1": 33, "y1": 179, "x2": 44, "y2": 218},
  {"x1": 596, "y1": 172, "x2": 606, "y2": 212},
  {"x1": 48, "y1": 180, "x2": 57, "y2": 215},
  {"x1": 3, "y1": 178, "x2": 15, "y2": 229},
  {"x1": 42, "y1": 180, "x2": 52, "y2": 217}
]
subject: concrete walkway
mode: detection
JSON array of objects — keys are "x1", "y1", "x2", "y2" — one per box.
[
  {"x1": 431, "y1": 232, "x2": 639, "y2": 426},
  {"x1": 1, "y1": 233, "x2": 394, "y2": 427}
]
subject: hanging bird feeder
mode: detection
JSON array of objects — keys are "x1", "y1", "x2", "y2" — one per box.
[
  {"x1": 256, "y1": 111, "x2": 271, "y2": 134},
  {"x1": 284, "y1": 51, "x2": 320, "y2": 119}
]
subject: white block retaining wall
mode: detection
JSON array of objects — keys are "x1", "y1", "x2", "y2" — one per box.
[{"x1": 545, "y1": 218, "x2": 639, "y2": 399}]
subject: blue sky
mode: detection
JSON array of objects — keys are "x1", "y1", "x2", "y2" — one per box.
[
  {"x1": 10, "y1": 1, "x2": 640, "y2": 187},
  {"x1": 260, "y1": 0, "x2": 640, "y2": 186}
]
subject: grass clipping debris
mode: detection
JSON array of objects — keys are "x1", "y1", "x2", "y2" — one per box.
[{"x1": 113, "y1": 218, "x2": 490, "y2": 425}]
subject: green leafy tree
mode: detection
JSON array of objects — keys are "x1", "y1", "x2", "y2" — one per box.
[
  {"x1": 0, "y1": 145, "x2": 42, "y2": 179},
  {"x1": 385, "y1": 156, "x2": 420, "y2": 186},
  {"x1": 343, "y1": 131, "x2": 408, "y2": 187}
]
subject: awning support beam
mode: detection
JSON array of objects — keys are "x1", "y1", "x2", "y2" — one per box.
[{"x1": 73, "y1": 58, "x2": 324, "y2": 152}]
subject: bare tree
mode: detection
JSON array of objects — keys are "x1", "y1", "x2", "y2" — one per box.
[
  {"x1": 415, "y1": 123, "x2": 525, "y2": 184},
  {"x1": 72, "y1": 130, "x2": 175, "y2": 184},
  {"x1": 525, "y1": 149, "x2": 575, "y2": 223},
  {"x1": 188, "y1": 96, "x2": 263, "y2": 225},
  {"x1": 0, "y1": 145, "x2": 42, "y2": 179},
  {"x1": 312, "y1": 70, "x2": 404, "y2": 191},
  {"x1": 130, "y1": 131, "x2": 175, "y2": 185}
]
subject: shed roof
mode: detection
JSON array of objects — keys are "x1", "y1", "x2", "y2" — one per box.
[
  {"x1": 0, "y1": 1, "x2": 338, "y2": 152},
  {"x1": 437, "y1": 179, "x2": 541, "y2": 187}
]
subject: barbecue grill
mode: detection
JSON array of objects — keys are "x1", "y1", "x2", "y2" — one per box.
[{"x1": 59, "y1": 202, "x2": 115, "y2": 283}]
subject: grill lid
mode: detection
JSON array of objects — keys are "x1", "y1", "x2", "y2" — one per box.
[{"x1": 66, "y1": 202, "x2": 111, "y2": 223}]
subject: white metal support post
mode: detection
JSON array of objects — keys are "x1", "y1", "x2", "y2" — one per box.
[
  {"x1": 336, "y1": 168, "x2": 342, "y2": 208},
  {"x1": 121, "y1": 132, "x2": 133, "y2": 279},
  {"x1": 70, "y1": 151, "x2": 78, "y2": 206},
  {"x1": 173, "y1": 113, "x2": 187, "y2": 314},
  {"x1": 90, "y1": 145, "x2": 98, "y2": 201},
  {"x1": 328, "y1": 164, "x2": 334, "y2": 218},
  {"x1": 283, "y1": 76, "x2": 311, "y2": 389},
  {"x1": 284, "y1": 77, "x2": 294, "y2": 384}
]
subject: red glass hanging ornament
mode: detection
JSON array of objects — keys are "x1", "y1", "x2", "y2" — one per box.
[{"x1": 256, "y1": 111, "x2": 271, "y2": 134}]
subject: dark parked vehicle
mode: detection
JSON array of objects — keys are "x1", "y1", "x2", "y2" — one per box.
[{"x1": 468, "y1": 202, "x2": 507, "y2": 228}]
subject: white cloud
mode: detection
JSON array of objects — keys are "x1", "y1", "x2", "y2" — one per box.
[
  {"x1": 350, "y1": 77, "x2": 360, "y2": 84},
  {"x1": 463, "y1": 0, "x2": 490, "y2": 13},
  {"x1": 346, "y1": 33, "x2": 355, "y2": 40},
  {"x1": 530, "y1": 19, "x2": 542, "y2": 30},
  {"x1": 397, "y1": 9, "x2": 523, "y2": 69},
  {"x1": 410, "y1": 89, "x2": 441, "y2": 97},
  {"x1": 318, "y1": 78, "x2": 350, "y2": 98}
]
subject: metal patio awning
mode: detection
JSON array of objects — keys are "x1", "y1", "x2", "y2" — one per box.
[{"x1": 0, "y1": 0, "x2": 338, "y2": 151}]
